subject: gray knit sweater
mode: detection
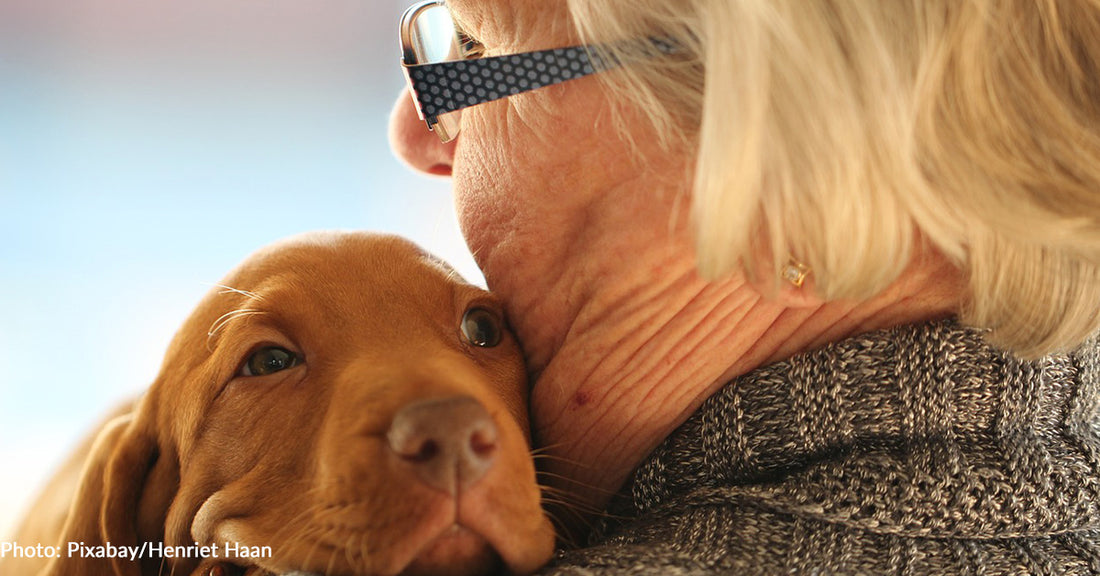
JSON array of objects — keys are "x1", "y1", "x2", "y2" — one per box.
[{"x1": 541, "y1": 319, "x2": 1100, "y2": 575}]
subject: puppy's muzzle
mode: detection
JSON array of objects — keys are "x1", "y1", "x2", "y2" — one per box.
[{"x1": 386, "y1": 396, "x2": 499, "y2": 496}]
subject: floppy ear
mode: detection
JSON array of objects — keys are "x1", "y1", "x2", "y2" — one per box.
[
  {"x1": 43, "y1": 400, "x2": 177, "y2": 576},
  {"x1": 101, "y1": 408, "x2": 175, "y2": 576}
]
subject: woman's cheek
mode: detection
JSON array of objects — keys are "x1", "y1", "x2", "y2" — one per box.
[{"x1": 452, "y1": 131, "x2": 521, "y2": 265}]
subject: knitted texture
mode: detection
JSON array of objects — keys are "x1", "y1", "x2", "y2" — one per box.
[{"x1": 542, "y1": 319, "x2": 1100, "y2": 575}]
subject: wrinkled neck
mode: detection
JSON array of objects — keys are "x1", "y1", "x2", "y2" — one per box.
[{"x1": 500, "y1": 235, "x2": 963, "y2": 541}]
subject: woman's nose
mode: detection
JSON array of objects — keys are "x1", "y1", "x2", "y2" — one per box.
[{"x1": 388, "y1": 90, "x2": 457, "y2": 177}]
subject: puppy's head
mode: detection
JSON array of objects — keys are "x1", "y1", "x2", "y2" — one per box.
[{"x1": 103, "y1": 232, "x2": 554, "y2": 576}]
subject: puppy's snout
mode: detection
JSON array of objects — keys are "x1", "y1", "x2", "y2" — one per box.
[{"x1": 387, "y1": 396, "x2": 499, "y2": 496}]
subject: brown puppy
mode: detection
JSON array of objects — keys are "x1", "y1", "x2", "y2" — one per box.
[{"x1": 4, "y1": 231, "x2": 555, "y2": 576}]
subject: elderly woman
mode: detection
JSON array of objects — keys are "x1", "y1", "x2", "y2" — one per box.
[{"x1": 390, "y1": 0, "x2": 1100, "y2": 573}]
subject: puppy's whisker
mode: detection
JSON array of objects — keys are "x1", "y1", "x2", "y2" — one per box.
[
  {"x1": 296, "y1": 525, "x2": 329, "y2": 576},
  {"x1": 363, "y1": 527, "x2": 380, "y2": 574},
  {"x1": 539, "y1": 494, "x2": 583, "y2": 510},
  {"x1": 358, "y1": 529, "x2": 371, "y2": 571},
  {"x1": 339, "y1": 534, "x2": 352, "y2": 573},
  {"x1": 537, "y1": 482, "x2": 575, "y2": 496},
  {"x1": 550, "y1": 503, "x2": 602, "y2": 540},
  {"x1": 540, "y1": 493, "x2": 608, "y2": 519},
  {"x1": 268, "y1": 504, "x2": 322, "y2": 553},
  {"x1": 207, "y1": 308, "x2": 265, "y2": 338},
  {"x1": 536, "y1": 471, "x2": 618, "y2": 495},
  {"x1": 212, "y1": 283, "x2": 267, "y2": 303},
  {"x1": 539, "y1": 485, "x2": 585, "y2": 503},
  {"x1": 326, "y1": 544, "x2": 339, "y2": 576},
  {"x1": 530, "y1": 453, "x2": 585, "y2": 466},
  {"x1": 320, "y1": 525, "x2": 346, "y2": 576},
  {"x1": 542, "y1": 503, "x2": 597, "y2": 549},
  {"x1": 206, "y1": 308, "x2": 266, "y2": 351},
  {"x1": 530, "y1": 449, "x2": 589, "y2": 470},
  {"x1": 342, "y1": 530, "x2": 361, "y2": 576},
  {"x1": 538, "y1": 488, "x2": 595, "y2": 515},
  {"x1": 265, "y1": 494, "x2": 316, "y2": 533},
  {"x1": 530, "y1": 441, "x2": 567, "y2": 454},
  {"x1": 539, "y1": 482, "x2": 615, "y2": 524},
  {"x1": 540, "y1": 509, "x2": 577, "y2": 546},
  {"x1": 353, "y1": 529, "x2": 368, "y2": 574},
  {"x1": 269, "y1": 503, "x2": 337, "y2": 571}
]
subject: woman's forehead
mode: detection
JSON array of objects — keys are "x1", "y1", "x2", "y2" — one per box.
[{"x1": 447, "y1": 0, "x2": 569, "y2": 46}]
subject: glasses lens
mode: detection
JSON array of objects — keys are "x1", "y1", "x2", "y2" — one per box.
[
  {"x1": 406, "y1": 2, "x2": 463, "y2": 141},
  {"x1": 411, "y1": 4, "x2": 461, "y2": 63}
]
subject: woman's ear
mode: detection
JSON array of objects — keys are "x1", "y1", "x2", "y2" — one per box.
[
  {"x1": 743, "y1": 255, "x2": 825, "y2": 309},
  {"x1": 772, "y1": 268, "x2": 824, "y2": 308}
]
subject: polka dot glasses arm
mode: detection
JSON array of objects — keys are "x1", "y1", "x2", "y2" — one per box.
[{"x1": 399, "y1": 0, "x2": 614, "y2": 143}]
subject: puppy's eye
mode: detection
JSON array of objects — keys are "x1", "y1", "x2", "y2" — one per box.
[
  {"x1": 240, "y1": 346, "x2": 300, "y2": 377},
  {"x1": 461, "y1": 307, "x2": 502, "y2": 348}
]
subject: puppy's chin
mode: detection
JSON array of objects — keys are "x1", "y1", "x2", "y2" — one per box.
[{"x1": 401, "y1": 525, "x2": 502, "y2": 576}]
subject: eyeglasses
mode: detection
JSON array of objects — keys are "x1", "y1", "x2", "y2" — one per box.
[
  {"x1": 401, "y1": 0, "x2": 679, "y2": 143},
  {"x1": 399, "y1": 0, "x2": 613, "y2": 143}
]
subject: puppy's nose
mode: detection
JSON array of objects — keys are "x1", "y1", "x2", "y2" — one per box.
[{"x1": 387, "y1": 396, "x2": 499, "y2": 495}]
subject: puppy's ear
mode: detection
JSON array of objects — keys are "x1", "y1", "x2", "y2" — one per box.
[
  {"x1": 101, "y1": 407, "x2": 174, "y2": 576},
  {"x1": 43, "y1": 413, "x2": 140, "y2": 576},
  {"x1": 45, "y1": 398, "x2": 177, "y2": 576}
]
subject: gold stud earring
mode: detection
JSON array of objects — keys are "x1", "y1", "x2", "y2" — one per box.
[{"x1": 781, "y1": 258, "x2": 810, "y2": 288}]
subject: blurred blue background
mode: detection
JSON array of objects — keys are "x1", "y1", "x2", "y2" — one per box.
[{"x1": 0, "y1": 0, "x2": 479, "y2": 536}]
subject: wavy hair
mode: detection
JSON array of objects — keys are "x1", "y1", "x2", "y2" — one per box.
[{"x1": 568, "y1": 0, "x2": 1100, "y2": 357}]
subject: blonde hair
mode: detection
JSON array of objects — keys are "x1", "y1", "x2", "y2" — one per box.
[{"x1": 568, "y1": 0, "x2": 1100, "y2": 357}]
